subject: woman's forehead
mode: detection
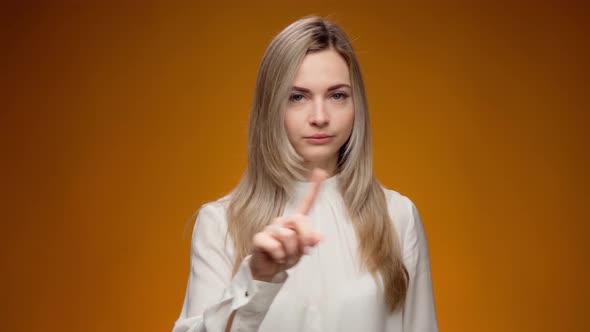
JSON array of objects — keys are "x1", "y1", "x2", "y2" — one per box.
[{"x1": 291, "y1": 49, "x2": 351, "y2": 90}]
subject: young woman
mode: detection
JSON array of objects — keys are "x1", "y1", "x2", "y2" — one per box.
[{"x1": 173, "y1": 16, "x2": 438, "y2": 332}]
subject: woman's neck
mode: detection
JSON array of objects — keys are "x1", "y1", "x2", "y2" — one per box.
[{"x1": 302, "y1": 158, "x2": 338, "y2": 178}]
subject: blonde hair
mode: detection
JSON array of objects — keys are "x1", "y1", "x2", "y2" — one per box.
[{"x1": 226, "y1": 16, "x2": 408, "y2": 312}]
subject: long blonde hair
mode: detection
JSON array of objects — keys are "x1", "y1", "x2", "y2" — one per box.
[{"x1": 226, "y1": 16, "x2": 408, "y2": 312}]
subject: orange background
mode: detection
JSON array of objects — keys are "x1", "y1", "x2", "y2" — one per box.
[{"x1": 2, "y1": 1, "x2": 588, "y2": 331}]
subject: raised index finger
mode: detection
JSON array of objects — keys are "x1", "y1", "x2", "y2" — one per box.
[{"x1": 296, "y1": 168, "x2": 329, "y2": 215}]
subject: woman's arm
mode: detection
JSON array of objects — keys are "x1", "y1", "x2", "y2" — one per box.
[
  {"x1": 172, "y1": 203, "x2": 285, "y2": 332},
  {"x1": 401, "y1": 199, "x2": 439, "y2": 331},
  {"x1": 175, "y1": 171, "x2": 325, "y2": 331}
]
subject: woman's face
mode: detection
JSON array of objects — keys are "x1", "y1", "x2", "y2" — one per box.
[{"x1": 284, "y1": 48, "x2": 354, "y2": 174}]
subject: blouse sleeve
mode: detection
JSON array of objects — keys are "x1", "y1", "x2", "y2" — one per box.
[
  {"x1": 172, "y1": 203, "x2": 287, "y2": 332},
  {"x1": 401, "y1": 199, "x2": 439, "y2": 331}
]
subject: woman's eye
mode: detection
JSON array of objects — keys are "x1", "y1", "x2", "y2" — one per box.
[
  {"x1": 332, "y1": 92, "x2": 348, "y2": 100},
  {"x1": 289, "y1": 94, "x2": 305, "y2": 102}
]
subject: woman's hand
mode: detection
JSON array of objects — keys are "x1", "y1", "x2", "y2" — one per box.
[{"x1": 249, "y1": 169, "x2": 327, "y2": 282}]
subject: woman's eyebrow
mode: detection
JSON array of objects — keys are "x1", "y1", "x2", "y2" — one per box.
[
  {"x1": 327, "y1": 84, "x2": 352, "y2": 91},
  {"x1": 291, "y1": 84, "x2": 352, "y2": 92}
]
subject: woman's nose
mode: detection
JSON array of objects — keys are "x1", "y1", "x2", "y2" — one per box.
[{"x1": 310, "y1": 100, "x2": 329, "y2": 127}]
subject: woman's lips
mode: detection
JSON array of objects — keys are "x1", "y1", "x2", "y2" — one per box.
[{"x1": 304, "y1": 134, "x2": 334, "y2": 144}]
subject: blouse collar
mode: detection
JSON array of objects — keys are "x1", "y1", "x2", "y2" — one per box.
[{"x1": 292, "y1": 173, "x2": 340, "y2": 200}]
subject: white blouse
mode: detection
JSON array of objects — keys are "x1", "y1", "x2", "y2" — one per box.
[{"x1": 173, "y1": 176, "x2": 438, "y2": 332}]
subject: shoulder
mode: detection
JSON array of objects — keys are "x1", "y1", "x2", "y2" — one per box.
[
  {"x1": 381, "y1": 187, "x2": 418, "y2": 230},
  {"x1": 381, "y1": 187, "x2": 422, "y2": 261},
  {"x1": 192, "y1": 194, "x2": 233, "y2": 239},
  {"x1": 198, "y1": 194, "x2": 231, "y2": 218}
]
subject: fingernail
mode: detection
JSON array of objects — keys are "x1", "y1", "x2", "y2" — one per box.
[
  {"x1": 277, "y1": 259, "x2": 286, "y2": 264},
  {"x1": 287, "y1": 258, "x2": 296, "y2": 265},
  {"x1": 304, "y1": 246, "x2": 312, "y2": 255}
]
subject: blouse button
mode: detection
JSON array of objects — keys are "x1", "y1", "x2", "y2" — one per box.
[{"x1": 245, "y1": 290, "x2": 249, "y2": 297}]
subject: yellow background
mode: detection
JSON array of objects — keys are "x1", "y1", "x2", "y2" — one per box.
[{"x1": 2, "y1": 1, "x2": 588, "y2": 331}]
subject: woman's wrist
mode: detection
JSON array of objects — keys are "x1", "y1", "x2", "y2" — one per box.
[
  {"x1": 253, "y1": 274, "x2": 274, "y2": 282},
  {"x1": 249, "y1": 262, "x2": 276, "y2": 282}
]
